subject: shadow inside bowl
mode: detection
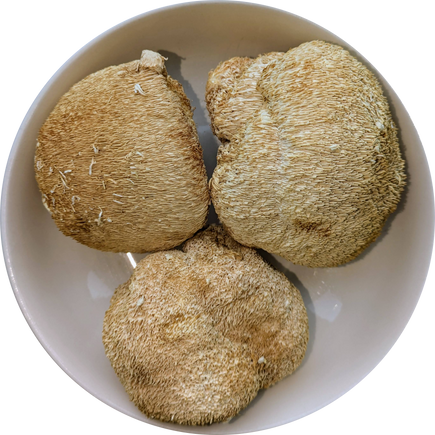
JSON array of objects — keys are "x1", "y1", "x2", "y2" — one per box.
[
  {"x1": 158, "y1": 49, "x2": 220, "y2": 182},
  {"x1": 227, "y1": 389, "x2": 266, "y2": 425},
  {"x1": 259, "y1": 250, "x2": 316, "y2": 367}
]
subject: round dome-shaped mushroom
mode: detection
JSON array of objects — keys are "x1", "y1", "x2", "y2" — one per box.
[
  {"x1": 35, "y1": 50, "x2": 210, "y2": 252},
  {"x1": 207, "y1": 41, "x2": 406, "y2": 268},
  {"x1": 102, "y1": 225, "x2": 308, "y2": 425}
]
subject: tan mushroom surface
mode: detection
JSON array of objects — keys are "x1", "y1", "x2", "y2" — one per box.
[
  {"x1": 102, "y1": 225, "x2": 309, "y2": 425},
  {"x1": 35, "y1": 50, "x2": 209, "y2": 252},
  {"x1": 207, "y1": 41, "x2": 406, "y2": 268}
]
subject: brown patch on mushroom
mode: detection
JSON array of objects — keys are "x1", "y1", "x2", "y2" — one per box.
[
  {"x1": 102, "y1": 225, "x2": 309, "y2": 425},
  {"x1": 35, "y1": 50, "x2": 210, "y2": 252},
  {"x1": 293, "y1": 219, "x2": 332, "y2": 237},
  {"x1": 207, "y1": 41, "x2": 406, "y2": 267}
]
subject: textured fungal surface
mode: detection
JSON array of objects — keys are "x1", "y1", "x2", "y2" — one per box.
[
  {"x1": 207, "y1": 41, "x2": 406, "y2": 267},
  {"x1": 206, "y1": 52, "x2": 284, "y2": 143},
  {"x1": 103, "y1": 225, "x2": 309, "y2": 425},
  {"x1": 35, "y1": 50, "x2": 210, "y2": 252}
]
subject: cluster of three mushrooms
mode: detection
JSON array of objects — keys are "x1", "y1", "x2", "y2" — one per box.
[{"x1": 34, "y1": 42, "x2": 405, "y2": 425}]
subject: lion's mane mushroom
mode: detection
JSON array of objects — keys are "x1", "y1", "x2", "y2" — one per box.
[
  {"x1": 102, "y1": 225, "x2": 308, "y2": 425},
  {"x1": 206, "y1": 41, "x2": 406, "y2": 268},
  {"x1": 35, "y1": 50, "x2": 210, "y2": 252}
]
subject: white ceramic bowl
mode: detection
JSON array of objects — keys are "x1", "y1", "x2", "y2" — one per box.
[{"x1": 1, "y1": 1, "x2": 433, "y2": 433}]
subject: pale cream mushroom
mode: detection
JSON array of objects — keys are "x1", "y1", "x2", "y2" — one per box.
[
  {"x1": 207, "y1": 41, "x2": 406, "y2": 267},
  {"x1": 103, "y1": 225, "x2": 308, "y2": 425},
  {"x1": 35, "y1": 50, "x2": 210, "y2": 252}
]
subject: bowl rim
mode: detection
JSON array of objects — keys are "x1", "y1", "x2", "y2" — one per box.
[{"x1": 0, "y1": 0, "x2": 435, "y2": 434}]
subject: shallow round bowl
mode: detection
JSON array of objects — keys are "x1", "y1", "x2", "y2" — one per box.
[{"x1": 1, "y1": 1, "x2": 434, "y2": 433}]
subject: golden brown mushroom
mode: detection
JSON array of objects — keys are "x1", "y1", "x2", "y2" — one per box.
[
  {"x1": 35, "y1": 50, "x2": 210, "y2": 252},
  {"x1": 207, "y1": 41, "x2": 406, "y2": 267},
  {"x1": 102, "y1": 225, "x2": 308, "y2": 425}
]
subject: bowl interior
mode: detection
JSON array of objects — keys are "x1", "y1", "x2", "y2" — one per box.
[{"x1": 2, "y1": 2, "x2": 433, "y2": 434}]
